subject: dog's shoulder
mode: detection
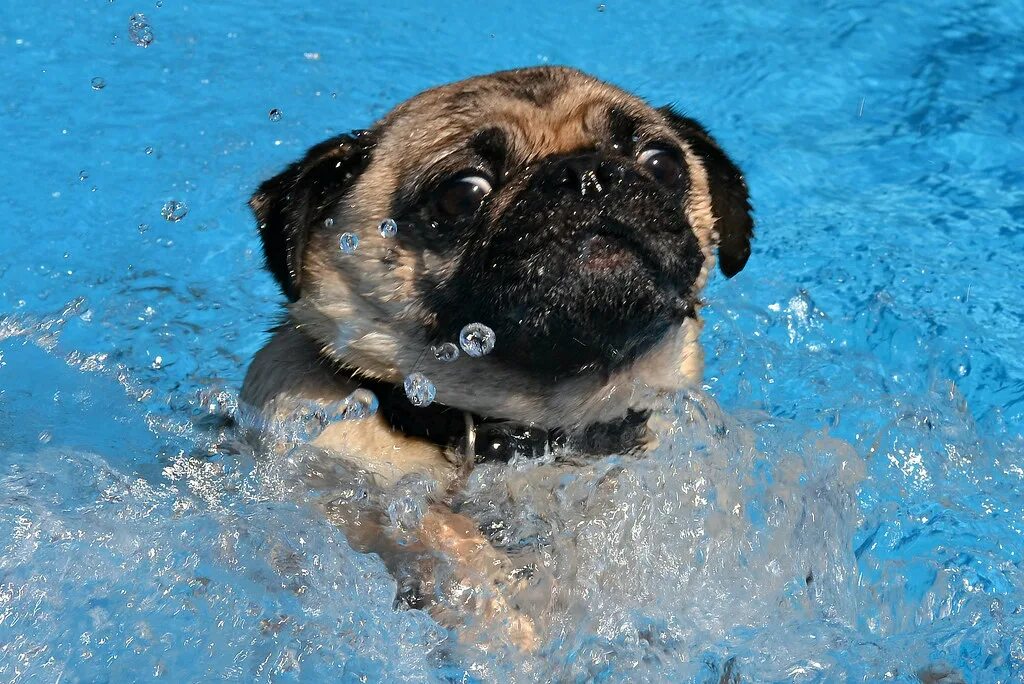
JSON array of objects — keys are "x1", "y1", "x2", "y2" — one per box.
[
  {"x1": 241, "y1": 321, "x2": 456, "y2": 487},
  {"x1": 241, "y1": 321, "x2": 354, "y2": 415}
]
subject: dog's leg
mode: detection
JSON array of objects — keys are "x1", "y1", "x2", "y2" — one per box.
[
  {"x1": 313, "y1": 417, "x2": 538, "y2": 651},
  {"x1": 324, "y1": 497, "x2": 538, "y2": 651},
  {"x1": 244, "y1": 330, "x2": 538, "y2": 648},
  {"x1": 312, "y1": 412, "x2": 457, "y2": 488}
]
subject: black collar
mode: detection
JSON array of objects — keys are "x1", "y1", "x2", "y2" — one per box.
[{"x1": 357, "y1": 375, "x2": 650, "y2": 464}]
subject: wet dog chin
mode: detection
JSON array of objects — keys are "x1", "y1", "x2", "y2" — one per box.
[{"x1": 430, "y1": 227, "x2": 699, "y2": 379}]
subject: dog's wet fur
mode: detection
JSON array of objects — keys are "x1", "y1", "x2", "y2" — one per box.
[
  {"x1": 240, "y1": 66, "x2": 753, "y2": 651},
  {"x1": 244, "y1": 66, "x2": 751, "y2": 432}
]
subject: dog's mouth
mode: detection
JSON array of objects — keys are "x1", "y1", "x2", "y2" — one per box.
[
  {"x1": 578, "y1": 233, "x2": 635, "y2": 272},
  {"x1": 425, "y1": 190, "x2": 704, "y2": 379},
  {"x1": 574, "y1": 216, "x2": 679, "y2": 277},
  {"x1": 426, "y1": 229, "x2": 700, "y2": 379}
]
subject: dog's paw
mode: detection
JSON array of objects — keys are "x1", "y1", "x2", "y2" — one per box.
[
  {"x1": 433, "y1": 574, "x2": 539, "y2": 654},
  {"x1": 419, "y1": 507, "x2": 540, "y2": 652}
]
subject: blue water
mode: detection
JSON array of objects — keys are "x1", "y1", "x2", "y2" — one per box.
[{"x1": 2, "y1": 1, "x2": 1023, "y2": 681}]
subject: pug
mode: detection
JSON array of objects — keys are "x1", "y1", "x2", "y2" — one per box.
[{"x1": 241, "y1": 66, "x2": 752, "y2": 649}]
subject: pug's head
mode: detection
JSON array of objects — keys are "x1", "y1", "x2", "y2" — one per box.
[{"x1": 250, "y1": 66, "x2": 752, "y2": 426}]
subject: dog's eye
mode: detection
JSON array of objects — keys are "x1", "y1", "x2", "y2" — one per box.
[
  {"x1": 637, "y1": 147, "x2": 683, "y2": 185},
  {"x1": 435, "y1": 174, "x2": 493, "y2": 217}
]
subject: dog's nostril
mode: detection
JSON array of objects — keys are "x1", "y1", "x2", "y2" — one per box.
[
  {"x1": 545, "y1": 155, "x2": 621, "y2": 197},
  {"x1": 597, "y1": 160, "x2": 626, "y2": 185},
  {"x1": 552, "y1": 164, "x2": 575, "y2": 188},
  {"x1": 563, "y1": 158, "x2": 594, "y2": 179}
]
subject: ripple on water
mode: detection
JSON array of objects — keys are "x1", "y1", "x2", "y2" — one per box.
[{"x1": 3, "y1": 0, "x2": 1024, "y2": 680}]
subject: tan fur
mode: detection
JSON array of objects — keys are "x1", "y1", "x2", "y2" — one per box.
[
  {"x1": 241, "y1": 67, "x2": 739, "y2": 650},
  {"x1": 248, "y1": 67, "x2": 721, "y2": 443}
]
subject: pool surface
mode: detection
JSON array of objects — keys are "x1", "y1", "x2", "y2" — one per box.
[{"x1": 2, "y1": 1, "x2": 1023, "y2": 681}]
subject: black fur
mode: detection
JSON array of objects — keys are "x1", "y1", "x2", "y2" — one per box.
[
  {"x1": 249, "y1": 130, "x2": 375, "y2": 301},
  {"x1": 423, "y1": 149, "x2": 704, "y2": 380},
  {"x1": 658, "y1": 107, "x2": 754, "y2": 277}
]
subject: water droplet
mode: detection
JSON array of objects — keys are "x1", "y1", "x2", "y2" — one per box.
[
  {"x1": 197, "y1": 386, "x2": 237, "y2": 415},
  {"x1": 128, "y1": 13, "x2": 154, "y2": 47},
  {"x1": 90, "y1": 77, "x2": 106, "y2": 90},
  {"x1": 404, "y1": 373, "x2": 436, "y2": 407},
  {"x1": 323, "y1": 217, "x2": 334, "y2": 227},
  {"x1": 952, "y1": 355, "x2": 972, "y2": 378},
  {"x1": 459, "y1": 322, "x2": 496, "y2": 357},
  {"x1": 78, "y1": 170, "x2": 88, "y2": 181},
  {"x1": 431, "y1": 342, "x2": 459, "y2": 363},
  {"x1": 339, "y1": 232, "x2": 359, "y2": 254},
  {"x1": 160, "y1": 200, "x2": 188, "y2": 222},
  {"x1": 378, "y1": 218, "x2": 398, "y2": 238},
  {"x1": 144, "y1": 146, "x2": 154, "y2": 155},
  {"x1": 268, "y1": 108, "x2": 283, "y2": 122}
]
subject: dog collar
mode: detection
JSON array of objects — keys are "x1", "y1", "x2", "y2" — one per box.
[{"x1": 357, "y1": 375, "x2": 650, "y2": 465}]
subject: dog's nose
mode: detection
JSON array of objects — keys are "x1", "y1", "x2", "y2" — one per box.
[{"x1": 542, "y1": 154, "x2": 626, "y2": 197}]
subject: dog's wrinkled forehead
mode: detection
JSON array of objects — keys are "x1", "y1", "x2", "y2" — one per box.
[
  {"x1": 368, "y1": 67, "x2": 665, "y2": 183},
  {"x1": 250, "y1": 65, "x2": 753, "y2": 305}
]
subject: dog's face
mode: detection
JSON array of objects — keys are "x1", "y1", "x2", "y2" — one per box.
[{"x1": 251, "y1": 67, "x2": 752, "y2": 425}]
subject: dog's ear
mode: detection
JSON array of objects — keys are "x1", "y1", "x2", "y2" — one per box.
[
  {"x1": 249, "y1": 130, "x2": 375, "y2": 301},
  {"x1": 659, "y1": 107, "x2": 753, "y2": 277}
]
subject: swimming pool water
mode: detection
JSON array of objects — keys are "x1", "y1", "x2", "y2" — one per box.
[{"x1": 2, "y1": 1, "x2": 1023, "y2": 681}]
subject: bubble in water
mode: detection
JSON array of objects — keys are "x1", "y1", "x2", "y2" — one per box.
[
  {"x1": 90, "y1": 77, "x2": 106, "y2": 91},
  {"x1": 335, "y1": 389, "x2": 379, "y2": 421},
  {"x1": 385, "y1": 475, "x2": 433, "y2": 534},
  {"x1": 144, "y1": 146, "x2": 154, "y2": 155},
  {"x1": 431, "y1": 342, "x2": 459, "y2": 363},
  {"x1": 378, "y1": 218, "x2": 398, "y2": 238},
  {"x1": 268, "y1": 108, "x2": 283, "y2": 122},
  {"x1": 290, "y1": 391, "x2": 378, "y2": 440},
  {"x1": 459, "y1": 322, "x2": 496, "y2": 357},
  {"x1": 597, "y1": 3, "x2": 606, "y2": 11},
  {"x1": 128, "y1": 13, "x2": 154, "y2": 47},
  {"x1": 138, "y1": 223, "x2": 149, "y2": 234},
  {"x1": 161, "y1": 200, "x2": 188, "y2": 222},
  {"x1": 324, "y1": 217, "x2": 334, "y2": 227},
  {"x1": 296, "y1": 408, "x2": 329, "y2": 441},
  {"x1": 339, "y1": 232, "x2": 359, "y2": 254},
  {"x1": 79, "y1": 170, "x2": 88, "y2": 181},
  {"x1": 404, "y1": 372, "x2": 436, "y2": 407}
]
